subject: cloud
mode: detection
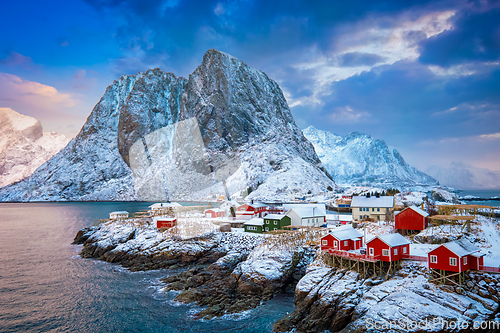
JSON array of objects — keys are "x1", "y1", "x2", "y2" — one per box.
[
  {"x1": 0, "y1": 72, "x2": 76, "y2": 107},
  {"x1": 0, "y1": 72, "x2": 86, "y2": 137},
  {"x1": 0, "y1": 52, "x2": 36, "y2": 70},
  {"x1": 338, "y1": 52, "x2": 386, "y2": 67},
  {"x1": 478, "y1": 132, "x2": 500, "y2": 140},
  {"x1": 419, "y1": 6, "x2": 500, "y2": 67}
]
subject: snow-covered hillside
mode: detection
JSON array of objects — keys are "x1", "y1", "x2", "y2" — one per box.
[
  {"x1": 0, "y1": 50, "x2": 334, "y2": 202},
  {"x1": 303, "y1": 126, "x2": 437, "y2": 187},
  {"x1": 0, "y1": 108, "x2": 68, "y2": 188}
]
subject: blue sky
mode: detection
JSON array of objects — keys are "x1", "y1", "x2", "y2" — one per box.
[{"x1": 1, "y1": 0, "x2": 499, "y2": 174}]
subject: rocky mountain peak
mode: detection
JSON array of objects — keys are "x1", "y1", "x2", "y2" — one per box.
[{"x1": 0, "y1": 50, "x2": 334, "y2": 201}]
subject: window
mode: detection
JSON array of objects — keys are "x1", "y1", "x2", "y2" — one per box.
[
  {"x1": 265, "y1": 227, "x2": 269, "y2": 231},
  {"x1": 369, "y1": 248, "x2": 374, "y2": 256},
  {"x1": 377, "y1": 215, "x2": 380, "y2": 220},
  {"x1": 463, "y1": 257, "x2": 467, "y2": 265},
  {"x1": 430, "y1": 255, "x2": 437, "y2": 263},
  {"x1": 322, "y1": 240, "x2": 327, "y2": 246},
  {"x1": 394, "y1": 248, "x2": 398, "y2": 255},
  {"x1": 248, "y1": 226, "x2": 257, "y2": 231},
  {"x1": 450, "y1": 257, "x2": 457, "y2": 266},
  {"x1": 383, "y1": 249, "x2": 389, "y2": 256},
  {"x1": 274, "y1": 228, "x2": 277, "y2": 231},
  {"x1": 334, "y1": 241, "x2": 338, "y2": 248},
  {"x1": 372, "y1": 208, "x2": 375, "y2": 212},
  {"x1": 377, "y1": 208, "x2": 380, "y2": 212},
  {"x1": 265, "y1": 220, "x2": 269, "y2": 224},
  {"x1": 274, "y1": 221, "x2": 278, "y2": 225},
  {"x1": 344, "y1": 240, "x2": 348, "y2": 246},
  {"x1": 403, "y1": 247, "x2": 407, "y2": 254}
]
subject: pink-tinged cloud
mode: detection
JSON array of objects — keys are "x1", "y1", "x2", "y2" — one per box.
[
  {"x1": 0, "y1": 52, "x2": 35, "y2": 69},
  {"x1": 0, "y1": 72, "x2": 76, "y2": 107},
  {"x1": 0, "y1": 72, "x2": 85, "y2": 138}
]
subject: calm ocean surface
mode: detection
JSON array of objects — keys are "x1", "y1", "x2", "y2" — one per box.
[
  {"x1": 456, "y1": 189, "x2": 500, "y2": 208},
  {"x1": 0, "y1": 202, "x2": 294, "y2": 333}
]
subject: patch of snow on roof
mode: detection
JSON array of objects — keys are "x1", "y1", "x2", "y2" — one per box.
[
  {"x1": 351, "y1": 196, "x2": 394, "y2": 208},
  {"x1": 328, "y1": 227, "x2": 363, "y2": 241},
  {"x1": 407, "y1": 205, "x2": 429, "y2": 217},
  {"x1": 375, "y1": 233, "x2": 411, "y2": 247},
  {"x1": 442, "y1": 239, "x2": 480, "y2": 257},
  {"x1": 244, "y1": 218, "x2": 264, "y2": 226}
]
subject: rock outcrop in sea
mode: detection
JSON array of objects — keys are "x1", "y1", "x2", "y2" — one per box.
[
  {"x1": 0, "y1": 50, "x2": 334, "y2": 202},
  {"x1": 73, "y1": 219, "x2": 500, "y2": 332}
]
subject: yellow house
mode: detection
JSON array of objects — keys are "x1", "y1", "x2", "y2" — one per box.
[{"x1": 351, "y1": 196, "x2": 394, "y2": 221}]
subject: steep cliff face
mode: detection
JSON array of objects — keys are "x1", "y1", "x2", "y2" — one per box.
[
  {"x1": 0, "y1": 108, "x2": 68, "y2": 188},
  {"x1": 0, "y1": 50, "x2": 334, "y2": 202},
  {"x1": 303, "y1": 126, "x2": 436, "y2": 187}
]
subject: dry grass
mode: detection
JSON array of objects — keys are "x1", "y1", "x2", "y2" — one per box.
[{"x1": 261, "y1": 228, "x2": 324, "y2": 251}]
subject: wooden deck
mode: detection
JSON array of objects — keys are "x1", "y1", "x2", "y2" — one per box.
[{"x1": 326, "y1": 248, "x2": 380, "y2": 262}]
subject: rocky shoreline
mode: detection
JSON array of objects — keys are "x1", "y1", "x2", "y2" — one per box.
[{"x1": 73, "y1": 220, "x2": 500, "y2": 332}]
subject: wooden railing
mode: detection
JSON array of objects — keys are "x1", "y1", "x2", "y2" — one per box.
[
  {"x1": 402, "y1": 254, "x2": 427, "y2": 261},
  {"x1": 327, "y1": 248, "x2": 381, "y2": 262},
  {"x1": 479, "y1": 266, "x2": 500, "y2": 273}
]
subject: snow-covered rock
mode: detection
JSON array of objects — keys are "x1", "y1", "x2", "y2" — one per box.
[
  {"x1": 0, "y1": 50, "x2": 334, "y2": 202},
  {"x1": 0, "y1": 108, "x2": 68, "y2": 188},
  {"x1": 303, "y1": 126, "x2": 437, "y2": 187}
]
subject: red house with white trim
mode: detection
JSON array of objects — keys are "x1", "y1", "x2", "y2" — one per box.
[
  {"x1": 155, "y1": 217, "x2": 177, "y2": 228},
  {"x1": 236, "y1": 203, "x2": 268, "y2": 220},
  {"x1": 204, "y1": 208, "x2": 225, "y2": 218},
  {"x1": 366, "y1": 233, "x2": 410, "y2": 262},
  {"x1": 321, "y1": 227, "x2": 363, "y2": 251},
  {"x1": 428, "y1": 239, "x2": 485, "y2": 273},
  {"x1": 395, "y1": 206, "x2": 429, "y2": 231}
]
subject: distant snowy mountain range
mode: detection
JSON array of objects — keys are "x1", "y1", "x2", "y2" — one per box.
[
  {"x1": 426, "y1": 162, "x2": 500, "y2": 190},
  {"x1": 0, "y1": 108, "x2": 68, "y2": 188},
  {"x1": 302, "y1": 126, "x2": 437, "y2": 187}
]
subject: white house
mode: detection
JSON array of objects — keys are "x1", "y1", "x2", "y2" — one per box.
[
  {"x1": 283, "y1": 203, "x2": 326, "y2": 215},
  {"x1": 109, "y1": 211, "x2": 129, "y2": 219},
  {"x1": 285, "y1": 207, "x2": 326, "y2": 227}
]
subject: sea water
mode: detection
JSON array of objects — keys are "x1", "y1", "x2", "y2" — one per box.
[{"x1": 0, "y1": 202, "x2": 294, "y2": 333}]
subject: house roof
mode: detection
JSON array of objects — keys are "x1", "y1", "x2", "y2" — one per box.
[
  {"x1": 404, "y1": 206, "x2": 429, "y2": 217},
  {"x1": 205, "y1": 208, "x2": 224, "y2": 213},
  {"x1": 110, "y1": 211, "x2": 129, "y2": 215},
  {"x1": 283, "y1": 203, "x2": 326, "y2": 214},
  {"x1": 369, "y1": 233, "x2": 410, "y2": 247},
  {"x1": 264, "y1": 214, "x2": 286, "y2": 220},
  {"x1": 440, "y1": 239, "x2": 480, "y2": 257},
  {"x1": 244, "y1": 218, "x2": 264, "y2": 226},
  {"x1": 153, "y1": 216, "x2": 176, "y2": 222},
  {"x1": 287, "y1": 207, "x2": 326, "y2": 219},
  {"x1": 328, "y1": 227, "x2": 363, "y2": 241},
  {"x1": 351, "y1": 196, "x2": 394, "y2": 208}
]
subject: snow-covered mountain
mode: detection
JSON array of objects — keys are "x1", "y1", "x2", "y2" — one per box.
[
  {"x1": 0, "y1": 50, "x2": 334, "y2": 202},
  {"x1": 0, "y1": 108, "x2": 68, "y2": 188},
  {"x1": 426, "y1": 162, "x2": 500, "y2": 190},
  {"x1": 302, "y1": 126, "x2": 436, "y2": 186}
]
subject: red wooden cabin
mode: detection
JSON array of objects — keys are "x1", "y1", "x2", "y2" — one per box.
[
  {"x1": 366, "y1": 234, "x2": 410, "y2": 262},
  {"x1": 204, "y1": 208, "x2": 225, "y2": 218},
  {"x1": 395, "y1": 206, "x2": 429, "y2": 231},
  {"x1": 321, "y1": 227, "x2": 363, "y2": 251},
  {"x1": 236, "y1": 203, "x2": 268, "y2": 220},
  {"x1": 155, "y1": 217, "x2": 177, "y2": 228},
  {"x1": 428, "y1": 239, "x2": 484, "y2": 273}
]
